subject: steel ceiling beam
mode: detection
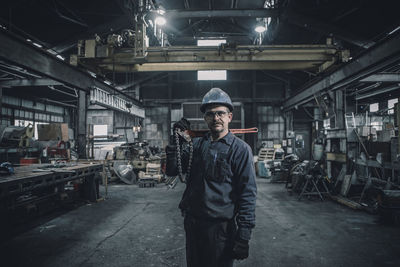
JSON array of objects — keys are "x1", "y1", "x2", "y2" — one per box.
[
  {"x1": 51, "y1": 16, "x2": 131, "y2": 53},
  {"x1": 165, "y1": 9, "x2": 278, "y2": 19},
  {"x1": 285, "y1": 10, "x2": 375, "y2": 49},
  {"x1": 348, "y1": 82, "x2": 381, "y2": 96},
  {"x1": 80, "y1": 44, "x2": 344, "y2": 72},
  {"x1": 103, "y1": 61, "x2": 326, "y2": 72},
  {"x1": 0, "y1": 30, "x2": 140, "y2": 106},
  {"x1": 0, "y1": 78, "x2": 63, "y2": 87},
  {"x1": 355, "y1": 84, "x2": 400, "y2": 100},
  {"x1": 360, "y1": 73, "x2": 400, "y2": 82},
  {"x1": 282, "y1": 34, "x2": 400, "y2": 111}
]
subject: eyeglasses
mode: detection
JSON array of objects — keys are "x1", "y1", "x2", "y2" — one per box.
[{"x1": 204, "y1": 111, "x2": 229, "y2": 119}]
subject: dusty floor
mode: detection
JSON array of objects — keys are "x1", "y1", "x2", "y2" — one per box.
[{"x1": 1, "y1": 178, "x2": 400, "y2": 267}]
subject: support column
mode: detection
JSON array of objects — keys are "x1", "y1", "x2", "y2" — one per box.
[
  {"x1": 77, "y1": 90, "x2": 87, "y2": 159},
  {"x1": 397, "y1": 98, "x2": 400, "y2": 156},
  {"x1": 285, "y1": 111, "x2": 293, "y2": 132},
  {"x1": 314, "y1": 107, "x2": 323, "y2": 130},
  {"x1": 252, "y1": 71, "x2": 257, "y2": 151},
  {"x1": 0, "y1": 87, "x2": 2, "y2": 124},
  {"x1": 284, "y1": 80, "x2": 291, "y2": 99},
  {"x1": 335, "y1": 90, "x2": 345, "y2": 129},
  {"x1": 168, "y1": 72, "x2": 172, "y2": 136}
]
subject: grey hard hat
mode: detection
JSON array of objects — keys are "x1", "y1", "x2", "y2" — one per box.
[{"x1": 200, "y1": 88, "x2": 233, "y2": 113}]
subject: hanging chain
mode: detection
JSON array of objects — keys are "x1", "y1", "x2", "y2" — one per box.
[{"x1": 173, "y1": 129, "x2": 193, "y2": 184}]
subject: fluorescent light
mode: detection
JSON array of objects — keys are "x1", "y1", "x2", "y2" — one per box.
[
  {"x1": 56, "y1": 55, "x2": 65, "y2": 60},
  {"x1": 369, "y1": 103, "x2": 379, "y2": 112},
  {"x1": 388, "y1": 98, "x2": 398, "y2": 114},
  {"x1": 388, "y1": 25, "x2": 400, "y2": 35},
  {"x1": 197, "y1": 39, "x2": 226, "y2": 46},
  {"x1": 198, "y1": 70, "x2": 227, "y2": 80},
  {"x1": 88, "y1": 71, "x2": 97, "y2": 77},
  {"x1": 33, "y1": 42, "x2": 42, "y2": 48},
  {"x1": 93, "y1": 125, "x2": 108, "y2": 136}
]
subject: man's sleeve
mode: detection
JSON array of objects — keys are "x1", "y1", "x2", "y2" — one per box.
[
  {"x1": 165, "y1": 142, "x2": 191, "y2": 177},
  {"x1": 234, "y1": 144, "x2": 257, "y2": 241},
  {"x1": 165, "y1": 145, "x2": 179, "y2": 176}
]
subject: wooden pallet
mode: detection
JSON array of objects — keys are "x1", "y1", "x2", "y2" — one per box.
[
  {"x1": 138, "y1": 177, "x2": 156, "y2": 188},
  {"x1": 258, "y1": 148, "x2": 275, "y2": 161},
  {"x1": 146, "y1": 163, "x2": 161, "y2": 175}
]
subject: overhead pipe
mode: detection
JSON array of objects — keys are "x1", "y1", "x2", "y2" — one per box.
[
  {"x1": 47, "y1": 85, "x2": 78, "y2": 98},
  {"x1": 349, "y1": 82, "x2": 382, "y2": 96},
  {"x1": 355, "y1": 84, "x2": 400, "y2": 100},
  {"x1": 40, "y1": 98, "x2": 77, "y2": 108}
]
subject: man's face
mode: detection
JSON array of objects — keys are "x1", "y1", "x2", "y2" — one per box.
[{"x1": 204, "y1": 105, "x2": 232, "y2": 134}]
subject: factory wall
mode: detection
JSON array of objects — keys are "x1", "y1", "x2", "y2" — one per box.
[
  {"x1": 141, "y1": 71, "x2": 285, "y2": 101},
  {"x1": 143, "y1": 106, "x2": 169, "y2": 148},
  {"x1": 0, "y1": 95, "x2": 70, "y2": 139},
  {"x1": 256, "y1": 105, "x2": 285, "y2": 150},
  {"x1": 87, "y1": 107, "x2": 114, "y2": 135},
  {"x1": 139, "y1": 71, "x2": 287, "y2": 152},
  {"x1": 87, "y1": 107, "x2": 143, "y2": 143},
  {"x1": 114, "y1": 111, "x2": 142, "y2": 143},
  {"x1": 292, "y1": 108, "x2": 313, "y2": 160}
]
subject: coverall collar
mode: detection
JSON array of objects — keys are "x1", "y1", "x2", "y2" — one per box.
[{"x1": 206, "y1": 131, "x2": 234, "y2": 146}]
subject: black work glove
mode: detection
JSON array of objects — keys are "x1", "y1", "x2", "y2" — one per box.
[
  {"x1": 170, "y1": 118, "x2": 191, "y2": 146},
  {"x1": 232, "y1": 237, "x2": 249, "y2": 260},
  {"x1": 173, "y1": 118, "x2": 191, "y2": 131}
]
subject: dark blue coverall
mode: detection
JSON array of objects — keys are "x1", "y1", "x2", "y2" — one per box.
[{"x1": 166, "y1": 131, "x2": 257, "y2": 267}]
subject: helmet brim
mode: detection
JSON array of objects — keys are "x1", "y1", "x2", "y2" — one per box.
[{"x1": 200, "y1": 102, "x2": 233, "y2": 113}]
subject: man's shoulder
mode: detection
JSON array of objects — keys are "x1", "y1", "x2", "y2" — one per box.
[
  {"x1": 231, "y1": 135, "x2": 252, "y2": 153},
  {"x1": 192, "y1": 136, "x2": 207, "y2": 147}
]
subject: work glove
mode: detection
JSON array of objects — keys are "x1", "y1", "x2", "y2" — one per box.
[
  {"x1": 173, "y1": 118, "x2": 191, "y2": 131},
  {"x1": 232, "y1": 237, "x2": 249, "y2": 260},
  {"x1": 170, "y1": 118, "x2": 191, "y2": 146}
]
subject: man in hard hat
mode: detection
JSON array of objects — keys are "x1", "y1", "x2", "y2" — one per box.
[{"x1": 166, "y1": 88, "x2": 257, "y2": 267}]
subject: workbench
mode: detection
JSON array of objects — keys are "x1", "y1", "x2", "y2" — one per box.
[{"x1": 0, "y1": 163, "x2": 103, "y2": 201}]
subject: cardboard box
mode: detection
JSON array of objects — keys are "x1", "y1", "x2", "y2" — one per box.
[
  {"x1": 376, "y1": 130, "x2": 395, "y2": 142},
  {"x1": 37, "y1": 123, "x2": 69, "y2": 141},
  {"x1": 383, "y1": 122, "x2": 394, "y2": 130}
]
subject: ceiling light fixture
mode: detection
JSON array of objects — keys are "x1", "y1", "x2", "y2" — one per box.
[
  {"x1": 154, "y1": 7, "x2": 166, "y2": 26},
  {"x1": 155, "y1": 16, "x2": 166, "y2": 26},
  {"x1": 255, "y1": 22, "x2": 267, "y2": 33}
]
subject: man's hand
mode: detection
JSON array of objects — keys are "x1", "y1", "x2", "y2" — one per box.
[
  {"x1": 170, "y1": 118, "x2": 191, "y2": 145},
  {"x1": 232, "y1": 237, "x2": 249, "y2": 260},
  {"x1": 173, "y1": 118, "x2": 191, "y2": 131}
]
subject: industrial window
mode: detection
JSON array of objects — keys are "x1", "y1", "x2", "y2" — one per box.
[
  {"x1": 388, "y1": 98, "x2": 398, "y2": 114},
  {"x1": 197, "y1": 39, "x2": 227, "y2": 81},
  {"x1": 14, "y1": 120, "x2": 50, "y2": 139},
  {"x1": 182, "y1": 102, "x2": 243, "y2": 131},
  {"x1": 197, "y1": 39, "x2": 226, "y2": 46},
  {"x1": 369, "y1": 103, "x2": 379, "y2": 112},
  {"x1": 14, "y1": 120, "x2": 33, "y2": 127},
  {"x1": 34, "y1": 122, "x2": 49, "y2": 139},
  {"x1": 93, "y1": 125, "x2": 108, "y2": 136},
  {"x1": 323, "y1": 118, "x2": 330, "y2": 129},
  {"x1": 197, "y1": 70, "x2": 227, "y2": 80},
  {"x1": 257, "y1": 106, "x2": 285, "y2": 141},
  {"x1": 14, "y1": 119, "x2": 38, "y2": 139}
]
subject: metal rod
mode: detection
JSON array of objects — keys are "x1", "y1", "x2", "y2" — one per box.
[{"x1": 40, "y1": 98, "x2": 77, "y2": 108}]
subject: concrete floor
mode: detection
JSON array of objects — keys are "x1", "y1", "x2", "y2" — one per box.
[{"x1": 1, "y1": 178, "x2": 400, "y2": 267}]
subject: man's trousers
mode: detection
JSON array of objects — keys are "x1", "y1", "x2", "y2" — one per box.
[{"x1": 184, "y1": 215, "x2": 236, "y2": 267}]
